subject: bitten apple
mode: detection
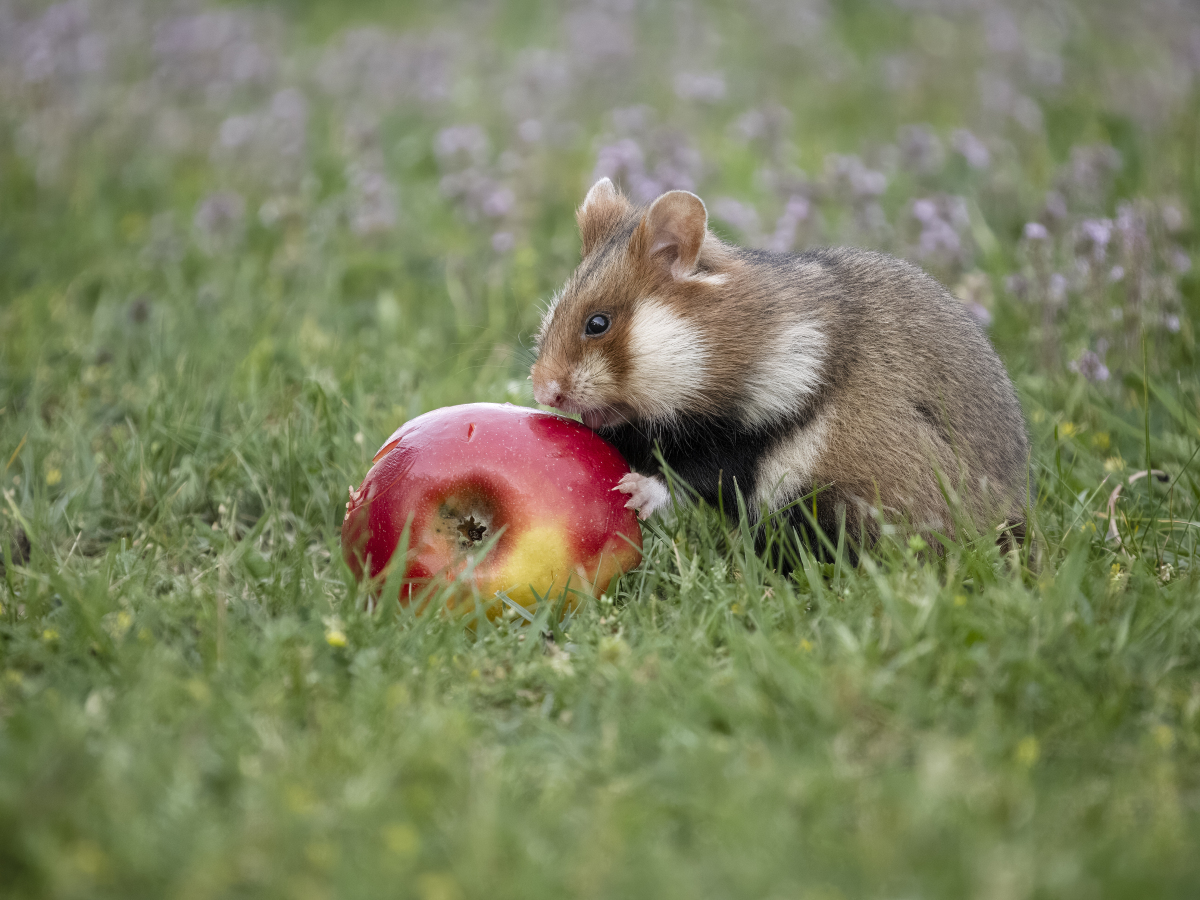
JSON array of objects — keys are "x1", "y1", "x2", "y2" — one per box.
[{"x1": 341, "y1": 403, "x2": 643, "y2": 617}]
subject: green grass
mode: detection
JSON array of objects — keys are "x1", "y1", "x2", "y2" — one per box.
[{"x1": 2, "y1": 1, "x2": 1200, "y2": 897}]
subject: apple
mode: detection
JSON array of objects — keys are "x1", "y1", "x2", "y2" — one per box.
[{"x1": 341, "y1": 403, "x2": 643, "y2": 618}]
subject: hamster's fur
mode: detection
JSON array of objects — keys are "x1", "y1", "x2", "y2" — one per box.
[{"x1": 531, "y1": 178, "x2": 1029, "y2": 551}]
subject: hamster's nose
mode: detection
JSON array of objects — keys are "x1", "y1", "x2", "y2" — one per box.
[{"x1": 533, "y1": 378, "x2": 564, "y2": 408}]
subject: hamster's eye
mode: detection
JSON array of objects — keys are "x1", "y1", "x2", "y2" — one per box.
[{"x1": 584, "y1": 313, "x2": 611, "y2": 337}]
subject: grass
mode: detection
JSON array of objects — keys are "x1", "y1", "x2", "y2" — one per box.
[{"x1": 2, "y1": 0, "x2": 1200, "y2": 897}]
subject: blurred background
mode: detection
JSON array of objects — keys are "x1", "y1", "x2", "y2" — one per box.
[
  {"x1": 4, "y1": 3, "x2": 1200, "y2": 898},
  {"x1": 3, "y1": 0, "x2": 1197, "y2": 416}
]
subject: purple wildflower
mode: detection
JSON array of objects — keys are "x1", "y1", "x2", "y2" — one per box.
[
  {"x1": 673, "y1": 71, "x2": 726, "y2": 103},
  {"x1": 18, "y1": 1, "x2": 105, "y2": 86},
  {"x1": 193, "y1": 191, "x2": 246, "y2": 251},
  {"x1": 711, "y1": 198, "x2": 761, "y2": 240},
  {"x1": 898, "y1": 125, "x2": 944, "y2": 175},
  {"x1": 315, "y1": 28, "x2": 453, "y2": 110},
  {"x1": 825, "y1": 154, "x2": 887, "y2": 199},
  {"x1": 764, "y1": 195, "x2": 811, "y2": 252},
  {"x1": 1023, "y1": 221, "x2": 1050, "y2": 242},
  {"x1": 950, "y1": 129, "x2": 990, "y2": 170},
  {"x1": 435, "y1": 125, "x2": 490, "y2": 168},
  {"x1": 347, "y1": 167, "x2": 398, "y2": 236},
  {"x1": 564, "y1": 4, "x2": 634, "y2": 70},
  {"x1": 1068, "y1": 350, "x2": 1110, "y2": 383}
]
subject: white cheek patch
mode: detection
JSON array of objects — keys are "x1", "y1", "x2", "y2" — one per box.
[
  {"x1": 752, "y1": 408, "x2": 832, "y2": 514},
  {"x1": 625, "y1": 299, "x2": 710, "y2": 420},
  {"x1": 738, "y1": 320, "x2": 826, "y2": 428}
]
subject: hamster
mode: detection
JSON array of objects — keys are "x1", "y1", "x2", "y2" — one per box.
[{"x1": 530, "y1": 177, "x2": 1029, "y2": 552}]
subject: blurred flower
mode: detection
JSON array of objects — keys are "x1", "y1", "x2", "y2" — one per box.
[
  {"x1": 1056, "y1": 145, "x2": 1122, "y2": 208},
  {"x1": 1011, "y1": 95, "x2": 1044, "y2": 132},
  {"x1": 1042, "y1": 190, "x2": 1069, "y2": 224},
  {"x1": 610, "y1": 105, "x2": 655, "y2": 135},
  {"x1": 898, "y1": 125, "x2": 944, "y2": 175},
  {"x1": 480, "y1": 186, "x2": 515, "y2": 218},
  {"x1": 983, "y1": 8, "x2": 1022, "y2": 55},
  {"x1": 731, "y1": 104, "x2": 793, "y2": 164},
  {"x1": 950, "y1": 129, "x2": 989, "y2": 170},
  {"x1": 592, "y1": 128, "x2": 701, "y2": 203},
  {"x1": 745, "y1": 0, "x2": 828, "y2": 48},
  {"x1": 154, "y1": 10, "x2": 276, "y2": 102},
  {"x1": 593, "y1": 138, "x2": 647, "y2": 193},
  {"x1": 193, "y1": 191, "x2": 246, "y2": 251},
  {"x1": 1160, "y1": 201, "x2": 1187, "y2": 233},
  {"x1": 1027, "y1": 51, "x2": 1064, "y2": 88},
  {"x1": 711, "y1": 197, "x2": 761, "y2": 240},
  {"x1": 340, "y1": 109, "x2": 382, "y2": 158},
  {"x1": 881, "y1": 54, "x2": 918, "y2": 93},
  {"x1": 673, "y1": 71, "x2": 726, "y2": 103},
  {"x1": 435, "y1": 125, "x2": 490, "y2": 168},
  {"x1": 316, "y1": 27, "x2": 454, "y2": 110},
  {"x1": 911, "y1": 195, "x2": 970, "y2": 266},
  {"x1": 517, "y1": 119, "x2": 543, "y2": 144},
  {"x1": 1068, "y1": 350, "x2": 1110, "y2": 382},
  {"x1": 825, "y1": 154, "x2": 887, "y2": 199},
  {"x1": 503, "y1": 49, "x2": 571, "y2": 121},
  {"x1": 564, "y1": 2, "x2": 635, "y2": 70},
  {"x1": 764, "y1": 195, "x2": 811, "y2": 252},
  {"x1": 978, "y1": 74, "x2": 1043, "y2": 132},
  {"x1": 140, "y1": 212, "x2": 185, "y2": 267},
  {"x1": 953, "y1": 271, "x2": 994, "y2": 326},
  {"x1": 347, "y1": 167, "x2": 398, "y2": 235},
  {"x1": 1023, "y1": 221, "x2": 1049, "y2": 242},
  {"x1": 1004, "y1": 273, "x2": 1029, "y2": 300},
  {"x1": 646, "y1": 130, "x2": 702, "y2": 194},
  {"x1": 1075, "y1": 218, "x2": 1113, "y2": 264},
  {"x1": 1048, "y1": 272, "x2": 1068, "y2": 302},
  {"x1": 18, "y1": 1, "x2": 106, "y2": 87},
  {"x1": 213, "y1": 88, "x2": 309, "y2": 186}
]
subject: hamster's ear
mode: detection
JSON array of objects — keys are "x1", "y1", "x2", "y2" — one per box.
[
  {"x1": 635, "y1": 190, "x2": 707, "y2": 279},
  {"x1": 578, "y1": 177, "x2": 630, "y2": 258}
]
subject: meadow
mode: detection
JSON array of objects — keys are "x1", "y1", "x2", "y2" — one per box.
[{"x1": 2, "y1": 0, "x2": 1200, "y2": 897}]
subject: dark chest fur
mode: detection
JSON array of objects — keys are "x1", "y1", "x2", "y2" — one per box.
[{"x1": 600, "y1": 412, "x2": 809, "y2": 511}]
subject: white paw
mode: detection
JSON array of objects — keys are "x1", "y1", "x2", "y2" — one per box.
[{"x1": 614, "y1": 472, "x2": 671, "y2": 519}]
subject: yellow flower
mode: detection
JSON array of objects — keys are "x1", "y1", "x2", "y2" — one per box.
[
  {"x1": 45, "y1": 468, "x2": 62, "y2": 486},
  {"x1": 1058, "y1": 421, "x2": 1076, "y2": 438},
  {"x1": 1153, "y1": 724, "x2": 1174, "y2": 750},
  {"x1": 383, "y1": 822, "x2": 420, "y2": 858},
  {"x1": 325, "y1": 629, "x2": 348, "y2": 648},
  {"x1": 1014, "y1": 736, "x2": 1040, "y2": 767}
]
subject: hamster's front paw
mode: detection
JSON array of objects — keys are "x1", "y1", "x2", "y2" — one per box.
[{"x1": 614, "y1": 472, "x2": 670, "y2": 519}]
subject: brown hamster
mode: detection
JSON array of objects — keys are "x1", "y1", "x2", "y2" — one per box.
[{"x1": 530, "y1": 177, "x2": 1029, "y2": 552}]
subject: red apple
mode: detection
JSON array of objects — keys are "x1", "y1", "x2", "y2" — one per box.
[{"x1": 341, "y1": 403, "x2": 643, "y2": 618}]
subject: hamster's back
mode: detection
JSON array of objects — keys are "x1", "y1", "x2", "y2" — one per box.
[{"x1": 775, "y1": 247, "x2": 1029, "y2": 535}]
